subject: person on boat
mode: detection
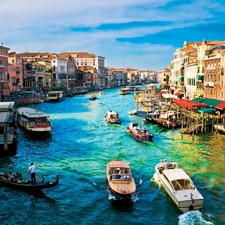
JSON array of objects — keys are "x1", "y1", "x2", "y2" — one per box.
[
  {"x1": 28, "y1": 162, "x2": 36, "y2": 185},
  {"x1": 163, "y1": 159, "x2": 172, "y2": 169},
  {"x1": 8, "y1": 172, "x2": 14, "y2": 182}
]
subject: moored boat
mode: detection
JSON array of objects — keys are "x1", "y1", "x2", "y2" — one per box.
[
  {"x1": 17, "y1": 107, "x2": 52, "y2": 133},
  {"x1": 155, "y1": 160, "x2": 204, "y2": 211},
  {"x1": 127, "y1": 122, "x2": 154, "y2": 142},
  {"x1": 0, "y1": 172, "x2": 58, "y2": 191},
  {"x1": 0, "y1": 102, "x2": 18, "y2": 151},
  {"x1": 47, "y1": 91, "x2": 64, "y2": 102},
  {"x1": 105, "y1": 111, "x2": 121, "y2": 124},
  {"x1": 106, "y1": 160, "x2": 136, "y2": 200}
]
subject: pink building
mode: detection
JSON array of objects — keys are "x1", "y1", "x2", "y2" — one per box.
[{"x1": 0, "y1": 43, "x2": 10, "y2": 98}]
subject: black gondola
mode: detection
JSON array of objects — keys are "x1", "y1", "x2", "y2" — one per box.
[{"x1": 0, "y1": 172, "x2": 59, "y2": 191}]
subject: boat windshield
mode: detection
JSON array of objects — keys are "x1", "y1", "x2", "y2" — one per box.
[{"x1": 172, "y1": 179, "x2": 194, "y2": 190}]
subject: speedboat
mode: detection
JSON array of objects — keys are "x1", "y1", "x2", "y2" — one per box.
[
  {"x1": 155, "y1": 160, "x2": 204, "y2": 211},
  {"x1": 127, "y1": 122, "x2": 154, "y2": 142},
  {"x1": 17, "y1": 107, "x2": 52, "y2": 133},
  {"x1": 105, "y1": 111, "x2": 121, "y2": 124},
  {"x1": 106, "y1": 160, "x2": 136, "y2": 200}
]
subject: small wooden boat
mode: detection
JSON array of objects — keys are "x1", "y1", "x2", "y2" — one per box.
[
  {"x1": 155, "y1": 160, "x2": 204, "y2": 211},
  {"x1": 0, "y1": 172, "x2": 59, "y2": 191},
  {"x1": 106, "y1": 160, "x2": 136, "y2": 200},
  {"x1": 17, "y1": 107, "x2": 52, "y2": 133},
  {"x1": 127, "y1": 122, "x2": 154, "y2": 142},
  {"x1": 105, "y1": 111, "x2": 121, "y2": 124},
  {"x1": 89, "y1": 95, "x2": 97, "y2": 100}
]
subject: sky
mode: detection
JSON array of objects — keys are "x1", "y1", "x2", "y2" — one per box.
[{"x1": 1, "y1": 0, "x2": 225, "y2": 71}]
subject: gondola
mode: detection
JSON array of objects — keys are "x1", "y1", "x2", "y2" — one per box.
[{"x1": 0, "y1": 172, "x2": 59, "y2": 191}]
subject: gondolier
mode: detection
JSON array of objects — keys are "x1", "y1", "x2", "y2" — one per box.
[{"x1": 28, "y1": 162, "x2": 36, "y2": 185}]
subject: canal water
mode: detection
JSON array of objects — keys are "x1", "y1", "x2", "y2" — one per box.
[{"x1": 0, "y1": 87, "x2": 224, "y2": 225}]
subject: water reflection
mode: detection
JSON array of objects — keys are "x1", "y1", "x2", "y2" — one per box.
[{"x1": 110, "y1": 198, "x2": 134, "y2": 212}]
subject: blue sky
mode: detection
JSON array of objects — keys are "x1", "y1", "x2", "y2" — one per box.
[{"x1": 1, "y1": 0, "x2": 225, "y2": 71}]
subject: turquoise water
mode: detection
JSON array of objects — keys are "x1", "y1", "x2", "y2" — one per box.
[{"x1": 0, "y1": 87, "x2": 224, "y2": 225}]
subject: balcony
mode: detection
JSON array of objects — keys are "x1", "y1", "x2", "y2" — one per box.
[
  {"x1": 206, "y1": 66, "x2": 216, "y2": 71},
  {"x1": 204, "y1": 81, "x2": 215, "y2": 87}
]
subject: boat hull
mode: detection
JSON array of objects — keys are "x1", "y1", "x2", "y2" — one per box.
[
  {"x1": 108, "y1": 185, "x2": 134, "y2": 200},
  {"x1": 127, "y1": 123, "x2": 153, "y2": 142},
  {"x1": 0, "y1": 173, "x2": 59, "y2": 191}
]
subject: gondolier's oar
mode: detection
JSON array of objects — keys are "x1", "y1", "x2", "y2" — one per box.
[{"x1": 36, "y1": 175, "x2": 45, "y2": 182}]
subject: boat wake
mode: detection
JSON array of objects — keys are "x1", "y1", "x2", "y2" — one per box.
[
  {"x1": 107, "y1": 190, "x2": 139, "y2": 203},
  {"x1": 178, "y1": 211, "x2": 214, "y2": 225}
]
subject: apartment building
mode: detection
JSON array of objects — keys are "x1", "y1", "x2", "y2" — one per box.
[
  {"x1": 0, "y1": 43, "x2": 10, "y2": 97},
  {"x1": 8, "y1": 52, "x2": 23, "y2": 92},
  {"x1": 204, "y1": 45, "x2": 225, "y2": 100},
  {"x1": 51, "y1": 55, "x2": 68, "y2": 88},
  {"x1": 60, "y1": 52, "x2": 105, "y2": 89}
]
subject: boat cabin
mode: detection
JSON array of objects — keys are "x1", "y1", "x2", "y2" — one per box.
[
  {"x1": 47, "y1": 91, "x2": 64, "y2": 101},
  {"x1": 163, "y1": 168, "x2": 195, "y2": 191},
  {"x1": 107, "y1": 111, "x2": 118, "y2": 118},
  {"x1": 108, "y1": 161, "x2": 131, "y2": 182}
]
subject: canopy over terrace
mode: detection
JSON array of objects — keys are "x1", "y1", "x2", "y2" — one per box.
[
  {"x1": 215, "y1": 101, "x2": 225, "y2": 111},
  {"x1": 173, "y1": 99, "x2": 209, "y2": 109}
]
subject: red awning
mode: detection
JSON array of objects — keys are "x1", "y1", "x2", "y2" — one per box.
[
  {"x1": 159, "y1": 90, "x2": 168, "y2": 95},
  {"x1": 174, "y1": 92, "x2": 184, "y2": 97},
  {"x1": 215, "y1": 101, "x2": 225, "y2": 110},
  {"x1": 174, "y1": 99, "x2": 209, "y2": 109},
  {"x1": 221, "y1": 113, "x2": 225, "y2": 118}
]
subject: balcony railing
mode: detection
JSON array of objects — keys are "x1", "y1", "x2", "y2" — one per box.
[
  {"x1": 206, "y1": 66, "x2": 216, "y2": 71},
  {"x1": 204, "y1": 81, "x2": 215, "y2": 87}
]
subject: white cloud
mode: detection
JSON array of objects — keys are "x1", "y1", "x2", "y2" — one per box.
[{"x1": 1, "y1": 0, "x2": 224, "y2": 71}]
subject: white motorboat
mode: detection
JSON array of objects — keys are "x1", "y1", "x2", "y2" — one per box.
[
  {"x1": 155, "y1": 160, "x2": 204, "y2": 211},
  {"x1": 119, "y1": 87, "x2": 130, "y2": 95},
  {"x1": 105, "y1": 110, "x2": 121, "y2": 124}
]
